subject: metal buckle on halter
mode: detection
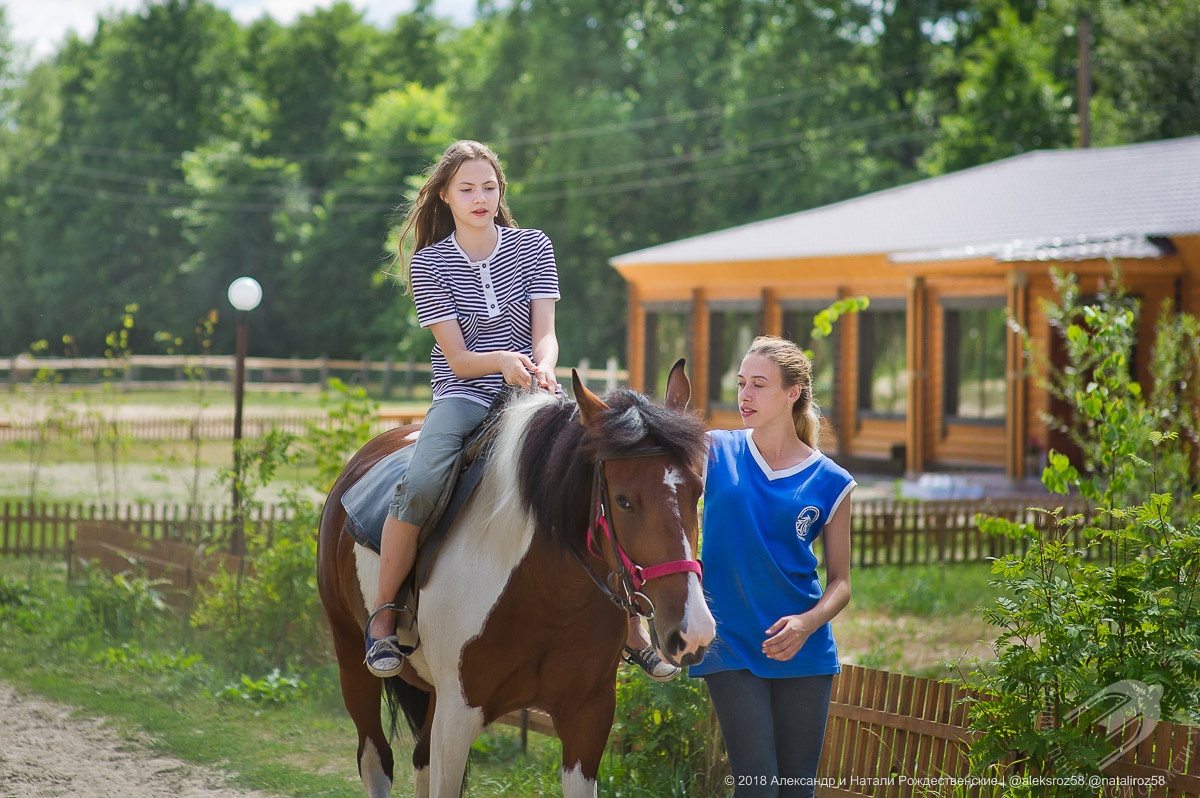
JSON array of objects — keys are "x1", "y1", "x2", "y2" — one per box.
[{"x1": 631, "y1": 591, "x2": 655, "y2": 619}]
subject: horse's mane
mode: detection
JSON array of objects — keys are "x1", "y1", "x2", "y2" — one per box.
[{"x1": 515, "y1": 388, "x2": 708, "y2": 551}]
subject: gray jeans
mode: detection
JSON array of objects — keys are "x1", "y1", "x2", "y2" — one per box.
[
  {"x1": 704, "y1": 669, "x2": 834, "y2": 798},
  {"x1": 387, "y1": 397, "x2": 490, "y2": 527}
]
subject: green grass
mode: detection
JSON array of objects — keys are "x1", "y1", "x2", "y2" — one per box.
[
  {"x1": 0, "y1": 556, "x2": 1006, "y2": 797},
  {"x1": 0, "y1": 558, "x2": 566, "y2": 798},
  {"x1": 849, "y1": 561, "x2": 1004, "y2": 617}
]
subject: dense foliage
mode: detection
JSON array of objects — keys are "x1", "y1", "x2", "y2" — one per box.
[
  {"x1": 1, "y1": 0, "x2": 1197, "y2": 363},
  {"x1": 967, "y1": 270, "x2": 1200, "y2": 790}
]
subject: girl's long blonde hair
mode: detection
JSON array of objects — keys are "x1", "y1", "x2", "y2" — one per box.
[
  {"x1": 746, "y1": 335, "x2": 822, "y2": 449},
  {"x1": 393, "y1": 140, "x2": 517, "y2": 290}
]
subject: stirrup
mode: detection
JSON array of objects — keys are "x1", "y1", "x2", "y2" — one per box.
[
  {"x1": 365, "y1": 602, "x2": 418, "y2": 655},
  {"x1": 623, "y1": 645, "x2": 681, "y2": 683}
]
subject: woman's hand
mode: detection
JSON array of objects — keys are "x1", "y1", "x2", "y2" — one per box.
[{"x1": 763, "y1": 614, "x2": 814, "y2": 662}]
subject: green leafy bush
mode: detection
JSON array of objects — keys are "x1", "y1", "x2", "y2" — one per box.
[
  {"x1": 966, "y1": 268, "x2": 1200, "y2": 790},
  {"x1": 221, "y1": 669, "x2": 308, "y2": 705},
  {"x1": 71, "y1": 562, "x2": 171, "y2": 641},
  {"x1": 602, "y1": 670, "x2": 724, "y2": 797}
]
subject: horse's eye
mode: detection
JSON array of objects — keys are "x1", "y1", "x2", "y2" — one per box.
[{"x1": 614, "y1": 495, "x2": 633, "y2": 511}]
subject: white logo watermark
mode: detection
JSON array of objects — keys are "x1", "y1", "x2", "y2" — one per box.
[{"x1": 1052, "y1": 680, "x2": 1162, "y2": 769}]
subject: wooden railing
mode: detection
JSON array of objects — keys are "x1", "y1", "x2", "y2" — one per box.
[
  {"x1": 0, "y1": 498, "x2": 1092, "y2": 567},
  {"x1": 849, "y1": 496, "x2": 1093, "y2": 568},
  {"x1": 0, "y1": 501, "x2": 291, "y2": 557},
  {"x1": 0, "y1": 411, "x2": 426, "y2": 443},
  {"x1": 0, "y1": 353, "x2": 627, "y2": 395},
  {"x1": 816, "y1": 664, "x2": 1200, "y2": 797}
]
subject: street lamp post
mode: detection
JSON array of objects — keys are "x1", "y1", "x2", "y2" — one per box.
[{"x1": 227, "y1": 277, "x2": 262, "y2": 556}]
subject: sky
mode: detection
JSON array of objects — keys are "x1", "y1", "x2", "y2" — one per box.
[{"x1": 5, "y1": 0, "x2": 484, "y2": 61}]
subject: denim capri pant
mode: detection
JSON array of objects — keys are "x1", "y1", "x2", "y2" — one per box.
[{"x1": 387, "y1": 397, "x2": 490, "y2": 527}]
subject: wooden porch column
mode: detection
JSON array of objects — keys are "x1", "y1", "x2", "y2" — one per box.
[
  {"x1": 692, "y1": 287, "x2": 710, "y2": 418},
  {"x1": 1007, "y1": 270, "x2": 1030, "y2": 479},
  {"x1": 905, "y1": 276, "x2": 927, "y2": 476},
  {"x1": 762, "y1": 287, "x2": 781, "y2": 337},
  {"x1": 627, "y1": 282, "x2": 645, "y2": 392}
]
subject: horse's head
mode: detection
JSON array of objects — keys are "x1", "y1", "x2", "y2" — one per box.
[{"x1": 573, "y1": 360, "x2": 716, "y2": 668}]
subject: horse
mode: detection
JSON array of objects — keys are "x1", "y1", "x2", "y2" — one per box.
[{"x1": 316, "y1": 361, "x2": 716, "y2": 798}]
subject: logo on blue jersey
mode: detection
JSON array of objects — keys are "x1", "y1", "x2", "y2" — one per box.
[{"x1": 795, "y1": 506, "x2": 821, "y2": 541}]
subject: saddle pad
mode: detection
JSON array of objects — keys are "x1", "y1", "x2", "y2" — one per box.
[{"x1": 341, "y1": 445, "x2": 417, "y2": 552}]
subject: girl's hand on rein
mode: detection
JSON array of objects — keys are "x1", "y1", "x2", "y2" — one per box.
[
  {"x1": 533, "y1": 363, "x2": 559, "y2": 394},
  {"x1": 498, "y1": 352, "x2": 537, "y2": 389},
  {"x1": 763, "y1": 615, "x2": 812, "y2": 662}
]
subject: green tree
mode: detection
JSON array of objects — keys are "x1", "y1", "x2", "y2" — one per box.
[
  {"x1": 1089, "y1": 0, "x2": 1200, "y2": 144},
  {"x1": 6, "y1": 0, "x2": 245, "y2": 353},
  {"x1": 922, "y1": 2, "x2": 1075, "y2": 175}
]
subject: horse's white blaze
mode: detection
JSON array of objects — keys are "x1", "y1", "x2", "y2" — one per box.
[
  {"x1": 561, "y1": 764, "x2": 598, "y2": 798},
  {"x1": 359, "y1": 736, "x2": 393, "y2": 798},
  {"x1": 650, "y1": 464, "x2": 714, "y2": 658},
  {"x1": 661, "y1": 466, "x2": 683, "y2": 524},
  {"x1": 679, "y1": 536, "x2": 716, "y2": 654}
]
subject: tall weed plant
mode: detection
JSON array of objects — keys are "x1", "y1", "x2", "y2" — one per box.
[
  {"x1": 966, "y1": 268, "x2": 1200, "y2": 792},
  {"x1": 192, "y1": 380, "x2": 376, "y2": 676}
]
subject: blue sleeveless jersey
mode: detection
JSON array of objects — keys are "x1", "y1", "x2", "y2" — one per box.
[{"x1": 690, "y1": 428, "x2": 855, "y2": 679}]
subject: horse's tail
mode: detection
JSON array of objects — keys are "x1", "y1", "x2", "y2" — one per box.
[{"x1": 382, "y1": 676, "x2": 430, "y2": 739}]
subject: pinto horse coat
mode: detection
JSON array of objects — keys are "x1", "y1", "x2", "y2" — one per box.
[{"x1": 317, "y1": 364, "x2": 715, "y2": 798}]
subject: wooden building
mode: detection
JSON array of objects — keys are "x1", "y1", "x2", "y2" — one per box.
[{"x1": 611, "y1": 136, "x2": 1200, "y2": 478}]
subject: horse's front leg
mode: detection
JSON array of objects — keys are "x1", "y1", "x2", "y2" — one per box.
[
  {"x1": 427, "y1": 691, "x2": 485, "y2": 798},
  {"x1": 554, "y1": 691, "x2": 618, "y2": 798}
]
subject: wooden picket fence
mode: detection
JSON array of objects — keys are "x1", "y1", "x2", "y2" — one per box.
[
  {"x1": 816, "y1": 664, "x2": 1200, "y2": 797},
  {"x1": 0, "y1": 497, "x2": 1093, "y2": 567},
  {"x1": 0, "y1": 500, "x2": 291, "y2": 558},
  {"x1": 0, "y1": 411, "x2": 427, "y2": 443},
  {"x1": 850, "y1": 496, "x2": 1093, "y2": 568}
]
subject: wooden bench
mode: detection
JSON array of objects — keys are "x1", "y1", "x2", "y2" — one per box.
[{"x1": 69, "y1": 522, "x2": 245, "y2": 606}]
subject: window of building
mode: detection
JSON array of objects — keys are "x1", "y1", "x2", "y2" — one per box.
[
  {"x1": 643, "y1": 305, "x2": 690, "y2": 399},
  {"x1": 782, "y1": 306, "x2": 837, "y2": 416},
  {"x1": 857, "y1": 307, "x2": 908, "y2": 417},
  {"x1": 708, "y1": 306, "x2": 760, "y2": 407},
  {"x1": 943, "y1": 303, "x2": 1007, "y2": 422}
]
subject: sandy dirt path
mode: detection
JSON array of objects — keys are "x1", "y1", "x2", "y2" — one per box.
[{"x1": 0, "y1": 681, "x2": 273, "y2": 798}]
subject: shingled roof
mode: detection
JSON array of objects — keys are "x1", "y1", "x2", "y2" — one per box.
[{"x1": 610, "y1": 136, "x2": 1200, "y2": 267}]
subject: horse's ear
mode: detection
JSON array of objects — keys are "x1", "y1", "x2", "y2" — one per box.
[
  {"x1": 664, "y1": 358, "x2": 691, "y2": 412},
  {"x1": 572, "y1": 369, "x2": 609, "y2": 425}
]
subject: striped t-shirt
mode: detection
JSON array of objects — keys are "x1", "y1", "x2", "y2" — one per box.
[{"x1": 410, "y1": 225, "x2": 560, "y2": 406}]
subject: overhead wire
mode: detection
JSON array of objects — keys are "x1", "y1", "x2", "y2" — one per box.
[
  {"x1": 35, "y1": 63, "x2": 928, "y2": 165},
  {"x1": 7, "y1": 100, "x2": 947, "y2": 213},
  {"x1": 1, "y1": 125, "x2": 943, "y2": 214}
]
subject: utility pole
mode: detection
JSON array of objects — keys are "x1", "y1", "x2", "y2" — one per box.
[{"x1": 1077, "y1": 11, "x2": 1092, "y2": 148}]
